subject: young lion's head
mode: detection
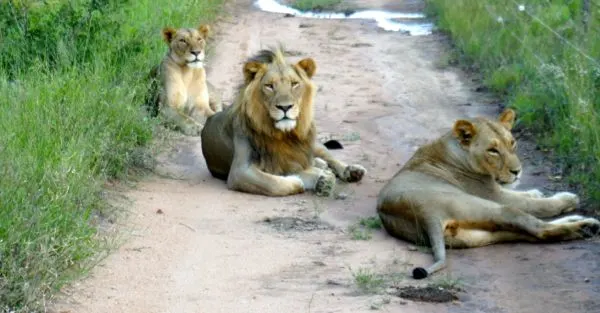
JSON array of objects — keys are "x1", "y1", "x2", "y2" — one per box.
[
  {"x1": 452, "y1": 108, "x2": 522, "y2": 186},
  {"x1": 162, "y1": 24, "x2": 210, "y2": 69},
  {"x1": 237, "y1": 47, "x2": 317, "y2": 137}
]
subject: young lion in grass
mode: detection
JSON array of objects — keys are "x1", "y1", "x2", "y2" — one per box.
[
  {"x1": 377, "y1": 108, "x2": 600, "y2": 279},
  {"x1": 200, "y1": 46, "x2": 366, "y2": 197},
  {"x1": 157, "y1": 24, "x2": 223, "y2": 136}
]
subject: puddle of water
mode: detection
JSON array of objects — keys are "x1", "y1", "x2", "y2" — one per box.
[{"x1": 254, "y1": 0, "x2": 434, "y2": 36}]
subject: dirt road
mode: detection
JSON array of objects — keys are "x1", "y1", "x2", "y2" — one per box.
[{"x1": 52, "y1": 0, "x2": 600, "y2": 312}]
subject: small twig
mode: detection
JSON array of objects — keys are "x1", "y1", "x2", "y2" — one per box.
[
  {"x1": 178, "y1": 222, "x2": 197, "y2": 232},
  {"x1": 307, "y1": 290, "x2": 316, "y2": 313}
]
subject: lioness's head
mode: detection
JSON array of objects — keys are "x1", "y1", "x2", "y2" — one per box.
[
  {"x1": 452, "y1": 108, "x2": 522, "y2": 186},
  {"x1": 162, "y1": 24, "x2": 210, "y2": 68},
  {"x1": 242, "y1": 47, "x2": 317, "y2": 133}
]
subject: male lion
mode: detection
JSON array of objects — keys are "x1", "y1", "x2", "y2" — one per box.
[
  {"x1": 377, "y1": 108, "x2": 600, "y2": 279},
  {"x1": 156, "y1": 24, "x2": 223, "y2": 136},
  {"x1": 200, "y1": 47, "x2": 366, "y2": 197}
]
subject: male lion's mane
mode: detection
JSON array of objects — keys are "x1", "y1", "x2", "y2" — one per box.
[{"x1": 225, "y1": 47, "x2": 317, "y2": 175}]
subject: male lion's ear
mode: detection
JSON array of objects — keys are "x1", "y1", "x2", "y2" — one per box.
[
  {"x1": 243, "y1": 61, "x2": 266, "y2": 84},
  {"x1": 453, "y1": 119, "x2": 477, "y2": 146},
  {"x1": 162, "y1": 27, "x2": 176, "y2": 43},
  {"x1": 296, "y1": 58, "x2": 317, "y2": 78},
  {"x1": 198, "y1": 24, "x2": 210, "y2": 38},
  {"x1": 498, "y1": 108, "x2": 516, "y2": 130}
]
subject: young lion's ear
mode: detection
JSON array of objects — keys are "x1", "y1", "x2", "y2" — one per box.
[
  {"x1": 296, "y1": 58, "x2": 316, "y2": 78},
  {"x1": 453, "y1": 119, "x2": 477, "y2": 146},
  {"x1": 498, "y1": 108, "x2": 516, "y2": 130},
  {"x1": 198, "y1": 24, "x2": 210, "y2": 38},
  {"x1": 162, "y1": 27, "x2": 176, "y2": 43},
  {"x1": 243, "y1": 61, "x2": 266, "y2": 84}
]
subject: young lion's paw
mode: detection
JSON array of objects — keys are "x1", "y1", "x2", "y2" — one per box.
[
  {"x1": 342, "y1": 164, "x2": 366, "y2": 183},
  {"x1": 550, "y1": 192, "x2": 580, "y2": 213},
  {"x1": 525, "y1": 189, "x2": 545, "y2": 198},
  {"x1": 315, "y1": 171, "x2": 336, "y2": 197}
]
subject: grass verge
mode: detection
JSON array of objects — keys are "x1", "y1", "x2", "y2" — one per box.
[
  {"x1": 288, "y1": 0, "x2": 343, "y2": 12},
  {"x1": 0, "y1": 0, "x2": 223, "y2": 311},
  {"x1": 425, "y1": 0, "x2": 600, "y2": 206}
]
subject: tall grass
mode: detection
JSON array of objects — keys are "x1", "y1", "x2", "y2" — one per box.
[
  {"x1": 0, "y1": 0, "x2": 223, "y2": 311},
  {"x1": 426, "y1": 0, "x2": 600, "y2": 203}
]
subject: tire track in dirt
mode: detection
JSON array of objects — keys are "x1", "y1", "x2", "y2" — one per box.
[{"x1": 51, "y1": 1, "x2": 600, "y2": 312}]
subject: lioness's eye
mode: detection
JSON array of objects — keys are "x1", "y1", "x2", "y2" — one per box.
[
  {"x1": 487, "y1": 148, "x2": 500, "y2": 155},
  {"x1": 264, "y1": 83, "x2": 274, "y2": 90},
  {"x1": 291, "y1": 81, "x2": 299, "y2": 88},
  {"x1": 179, "y1": 39, "x2": 186, "y2": 44}
]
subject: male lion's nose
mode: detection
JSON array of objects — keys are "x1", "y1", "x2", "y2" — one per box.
[
  {"x1": 510, "y1": 169, "x2": 521, "y2": 176},
  {"x1": 276, "y1": 104, "x2": 293, "y2": 112},
  {"x1": 191, "y1": 50, "x2": 201, "y2": 56}
]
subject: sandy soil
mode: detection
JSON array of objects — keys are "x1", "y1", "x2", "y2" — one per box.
[{"x1": 51, "y1": 0, "x2": 600, "y2": 312}]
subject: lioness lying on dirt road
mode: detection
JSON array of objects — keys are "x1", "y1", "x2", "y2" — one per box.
[{"x1": 377, "y1": 108, "x2": 600, "y2": 279}]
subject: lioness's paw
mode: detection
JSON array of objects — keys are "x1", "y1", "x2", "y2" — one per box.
[
  {"x1": 550, "y1": 192, "x2": 579, "y2": 212},
  {"x1": 576, "y1": 218, "x2": 600, "y2": 238},
  {"x1": 549, "y1": 214, "x2": 586, "y2": 225},
  {"x1": 342, "y1": 164, "x2": 366, "y2": 183},
  {"x1": 315, "y1": 171, "x2": 336, "y2": 197},
  {"x1": 525, "y1": 189, "x2": 545, "y2": 198}
]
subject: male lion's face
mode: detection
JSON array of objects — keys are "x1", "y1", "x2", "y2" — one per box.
[
  {"x1": 244, "y1": 57, "x2": 316, "y2": 132},
  {"x1": 162, "y1": 24, "x2": 210, "y2": 69},
  {"x1": 453, "y1": 109, "x2": 522, "y2": 186}
]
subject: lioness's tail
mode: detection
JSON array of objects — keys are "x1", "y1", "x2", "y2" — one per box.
[
  {"x1": 412, "y1": 219, "x2": 447, "y2": 279},
  {"x1": 323, "y1": 139, "x2": 343, "y2": 150}
]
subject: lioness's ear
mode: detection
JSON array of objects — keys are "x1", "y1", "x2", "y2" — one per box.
[
  {"x1": 498, "y1": 108, "x2": 516, "y2": 130},
  {"x1": 243, "y1": 61, "x2": 266, "y2": 84},
  {"x1": 162, "y1": 27, "x2": 176, "y2": 43},
  {"x1": 453, "y1": 120, "x2": 477, "y2": 146},
  {"x1": 296, "y1": 58, "x2": 316, "y2": 78},
  {"x1": 198, "y1": 24, "x2": 210, "y2": 38}
]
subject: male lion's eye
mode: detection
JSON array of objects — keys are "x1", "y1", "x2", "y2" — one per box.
[
  {"x1": 487, "y1": 148, "x2": 500, "y2": 155},
  {"x1": 291, "y1": 81, "x2": 299, "y2": 88},
  {"x1": 264, "y1": 83, "x2": 274, "y2": 90},
  {"x1": 179, "y1": 39, "x2": 187, "y2": 44}
]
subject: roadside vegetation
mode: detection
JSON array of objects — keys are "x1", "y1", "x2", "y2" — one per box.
[
  {"x1": 425, "y1": 0, "x2": 600, "y2": 206},
  {"x1": 288, "y1": 0, "x2": 343, "y2": 12},
  {"x1": 0, "y1": 0, "x2": 222, "y2": 311}
]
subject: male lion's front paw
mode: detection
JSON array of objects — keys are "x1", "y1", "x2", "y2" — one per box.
[
  {"x1": 315, "y1": 171, "x2": 336, "y2": 197},
  {"x1": 550, "y1": 192, "x2": 580, "y2": 213},
  {"x1": 342, "y1": 164, "x2": 366, "y2": 183},
  {"x1": 284, "y1": 175, "x2": 305, "y2": 194},
  {"x1": 313, "y1": 157, "x2": 328, "y2": 170},
  {"x1": 525, "y1": 189, "x2": 545, "y2": 198}
]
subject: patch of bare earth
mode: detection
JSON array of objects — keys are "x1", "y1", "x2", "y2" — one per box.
[{"x1": 51, "y1": 0, "x2": 600, "y2": 312}]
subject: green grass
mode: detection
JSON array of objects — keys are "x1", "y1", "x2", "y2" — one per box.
[
  {"x1": 289, "y1": 0, "x2": 343, "y2": 12},
  {"x1": 0, "y1": 0, "x2": 223, "y2": 311},
  {"x1": 425, "y1": 0, "x2": 600, "y2": 205},
  {"x1": 350, "y1": 267, "x2": 386, "y2": 294},
  {"x1": 347, "y1": 216, "x2": 382, "y2": 240}
]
